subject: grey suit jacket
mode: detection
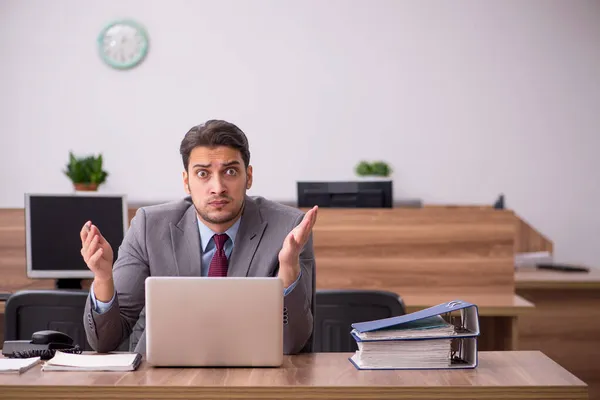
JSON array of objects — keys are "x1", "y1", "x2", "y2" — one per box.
[{"x1": 83, "y1": 195, "x2": 315, "y2": 355}]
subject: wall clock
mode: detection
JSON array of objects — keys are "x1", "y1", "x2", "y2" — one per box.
[{"x1": 98, "y1": 19, "x2": 149, "y2": 70}]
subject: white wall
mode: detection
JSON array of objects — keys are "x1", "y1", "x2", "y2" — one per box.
[{"x1": 1, "y1": 0, "x2": 599, "y2": 267}]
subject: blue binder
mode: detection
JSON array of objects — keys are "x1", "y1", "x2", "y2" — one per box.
[{"x1": 349, "y1": 300, "x2": 480, "y2": 370}]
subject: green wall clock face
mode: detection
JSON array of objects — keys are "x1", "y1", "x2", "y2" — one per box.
[{"x1": 98, "y1": 20, "x2": 149, "y2": 70}]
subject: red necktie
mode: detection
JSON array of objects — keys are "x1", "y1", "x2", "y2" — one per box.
[{"x1": 208, "y1": 234, "x2": 229, "y2": 277}]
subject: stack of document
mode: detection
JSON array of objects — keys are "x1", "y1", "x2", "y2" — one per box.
[
  {"x1": 0, "y1": 357, "x2": 41, "y2": 374},
  {"x1": 352, "y1": 315, "x2": 455, "y2": 369},
  {"x1": 42, "y1": 351, "x2": 142, "y2": 372},
  {"x1": 349, "y1": 300, "x2": 480, "y2": 370},
  {"x1": 352, "y1": 315, "x2": 456, "y2": 341}
]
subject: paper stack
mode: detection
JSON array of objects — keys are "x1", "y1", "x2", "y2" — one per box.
[
  {"x1": 349, "y1": 300, "x2": 480, "y2": 370},
  {"x1": 42, "y1": 351, "x2": 142, "y2": 372}
]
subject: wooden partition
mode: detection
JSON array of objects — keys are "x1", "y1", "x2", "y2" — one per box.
[
  {"x1": 310, "y1": 207, "x2": 519, "y2": 297},
  {"x1": 0, "y1": 209, "x2": 41, "y2": 293},
  {"x1": 514, "y1": 213, "x2": 553, "y2": 254},
  {"x1": 0, "y1": 204, "x2": 547, "y2": 351},
  {"x1": 0, "y1": 206, "x2": 546, "y2": 296}
]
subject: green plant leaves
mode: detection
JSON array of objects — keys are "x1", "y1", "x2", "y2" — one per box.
[
  {"x1": 64, "y1": 151, "x2": 109, "y2": 184},
  {"x1": 355, "y1": 161, "x2": 373, "y2": 176},
  {"x1": 370, "y1": 161, "x2": 391, "y2": 177},
  {"x1": 355, "y1": 160, "x2": 392, "y2": 177}
]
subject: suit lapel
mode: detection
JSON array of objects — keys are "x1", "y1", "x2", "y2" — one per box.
[
  {"x1": 170, "y1": 203, "x2": 202, "y2": 277},
  {"x1": 228, "y1": 196, "x2": 267, "y2": 277}
]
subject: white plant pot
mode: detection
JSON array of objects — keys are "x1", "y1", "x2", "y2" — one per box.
[{"x1": 354, "y1": 176, "x2": 392, "y2": 181}]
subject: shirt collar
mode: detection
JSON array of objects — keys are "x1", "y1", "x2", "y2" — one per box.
[{"x1": 197, "y1": 216, "x2": 241, "y2": 252}]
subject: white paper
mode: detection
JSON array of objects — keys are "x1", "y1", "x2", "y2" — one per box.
[
  {"x1": 0, "y1": 357, "x2": 41, "y2": 373},
  {"x1": 42, "y1": 351, "x2": 139, "y2": 371}
]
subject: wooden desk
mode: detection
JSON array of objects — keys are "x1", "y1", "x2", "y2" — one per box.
[
  {"x1": 404, "y1": 293, "x2": 534, "y2": 316},
  {"x1": 0, "y1": 351, "x2": 587, "y2": 400},
  {"x1": 516, "y1": 267, "x2": 600, "y2": 400},
  {"x1": 516, "y1": 267, "x2": 600, "y2": 290}
]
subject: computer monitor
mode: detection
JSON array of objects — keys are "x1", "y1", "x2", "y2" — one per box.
[
  {"x1": 25, "y1": 193, "x2": 128, "y2": 289},
  {"x1": 297, "y1": 181, "x2": 393, "y2": 208}
]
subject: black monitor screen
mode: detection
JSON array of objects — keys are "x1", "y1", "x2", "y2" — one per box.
[
  {"x1": 297, "y1": 181, "x2": 392, "y2": 208},
  {"x1": 26, "y1": 194, "x2": 126, "y2": 278}
]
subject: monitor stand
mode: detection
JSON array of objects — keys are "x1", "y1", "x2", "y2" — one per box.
[{"x1": 55, "y1": 279, "x2": 83, "y2": 290}]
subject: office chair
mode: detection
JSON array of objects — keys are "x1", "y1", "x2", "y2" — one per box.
[
  {"x1": 314, "y1": 289, "x2": 406, "y2": 352},
  {"x1": 5, "y1": 290, "x2": 131, "y2": 352},
  {"x1": 4, "y1": 290, "x2": 93, "y2": 350}
]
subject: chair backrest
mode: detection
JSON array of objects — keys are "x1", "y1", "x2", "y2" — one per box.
[
  {"x1": 314, "y1": 289, "x2": 406, "y2": 352},
  {"x1": 300, "y1": 262, "x2": 317, "y2": 353},
  {"x1": 4, "y1": 290, "x2": 93, "y2": 350}
]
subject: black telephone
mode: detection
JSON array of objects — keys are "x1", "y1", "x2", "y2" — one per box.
[{"x1": 2, "y1": 330, "x2": 83, "y2": 360}]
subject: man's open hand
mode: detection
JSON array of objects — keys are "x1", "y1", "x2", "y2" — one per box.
[
  {"x1": 278, "y1": 206, "x2": 318, "y2": 288},
  {"x1": 80, "y1": 221, "x2": 115, "y2": 302}
]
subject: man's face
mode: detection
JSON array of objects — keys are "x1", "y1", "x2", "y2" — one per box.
[{"x1": 183, "y1": 146, "x2": 252, "y2": 231}]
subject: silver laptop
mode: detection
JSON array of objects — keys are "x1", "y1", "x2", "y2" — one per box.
[{"x1": 145, "y1": 276, "x2": 283, "y2": 367}]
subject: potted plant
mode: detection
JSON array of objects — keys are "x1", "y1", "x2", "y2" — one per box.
[
  {"x1": 355, "y1": 160, "x2": 392, "y2": 179},
  {"x1": 64, "y1": 152, "x2": 109, "y2": 191}
]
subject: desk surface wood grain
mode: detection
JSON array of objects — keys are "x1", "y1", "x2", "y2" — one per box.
[
  {"x1": 0, "y1": 351, "x2": 587, "y2": 400},
  {"x1": 516, "y1": 267, "x2": 600, "y2": 289},
  {"x1": 403, "y1": 294, "x2": 534, "y2": 316}
]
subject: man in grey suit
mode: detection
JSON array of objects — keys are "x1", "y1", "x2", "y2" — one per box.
[{"x1": 80, "y1": 120, "x2": 318, "y2": 355}]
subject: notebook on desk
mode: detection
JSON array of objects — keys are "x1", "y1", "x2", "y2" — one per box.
[
  {"x1": 349, "y1": 300, "x2": 480, "y2": 370},
  {"x1": 41, "y1": 351, "x2": 141, "y2": 372}
]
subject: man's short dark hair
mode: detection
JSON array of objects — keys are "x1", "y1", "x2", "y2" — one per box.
[{"x1": 180, "y1": 120, "x2": 250, "y2": 170}]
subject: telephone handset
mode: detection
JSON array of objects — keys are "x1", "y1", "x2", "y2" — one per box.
[
  {"x1": 32, "y1": 330, "x2": 73, "y2": 345},
  {"x1": 2, "y1": 330, "x2": 83, "y2": 360}
]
